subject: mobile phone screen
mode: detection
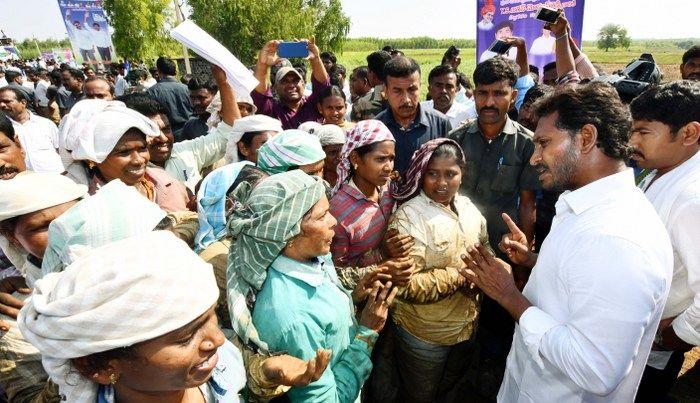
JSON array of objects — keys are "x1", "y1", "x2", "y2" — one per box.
[
  {"x1": 488, "y1": 40, "x2": 512, "y2": 55},
  {"x1": 277, "y1": 42, "x2": 309, "y2": 58},
  {"x1": 536, "y1": 7, "x2": 560, "y2": 24}
]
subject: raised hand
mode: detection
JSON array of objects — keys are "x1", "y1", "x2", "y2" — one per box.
[
  {"x1": 307, "y1": 37, "x2": 320, "y2": 61},
  {"x1": 258, "y1": 40, "x2": 282, "y2": 67},
  {"x1": 499, "y1": 213, "x2": 536, "y2": 268},
  {"x1": 359, "y1": 282, "x2": 398, "y2": 332},
  {"x1": 460, "y1": 244, "x2": 515, "y2": 304},
  {"x1": 262, "y1": 348, "x2": 332, "y2": 386}
]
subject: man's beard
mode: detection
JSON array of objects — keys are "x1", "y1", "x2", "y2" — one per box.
[{"x1": 538, "y1": 142, "x2": 579, "y2": 191}]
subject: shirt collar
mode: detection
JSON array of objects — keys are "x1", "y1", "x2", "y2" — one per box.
[
  {"x1": 558, "y1": 169, "x2": 635, "y2": 216},
  {"x1": 271, "y1": 254, "x2": 326, "y2": 287},
  {"x1": 468, "y1": 116, "x2": 518, "y2": 136},
  {"x1": 387, "y1": 104, "x2": 428, "y2": 129}
]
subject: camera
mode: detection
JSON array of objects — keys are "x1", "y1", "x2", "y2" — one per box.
[{"x1": 593, "y1": 54, "x2": 662, "y2": 103}]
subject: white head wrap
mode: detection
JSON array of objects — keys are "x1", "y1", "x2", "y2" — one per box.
[
  {"x1": 315, "y1": 124, "x2": 346, "y2": 146},
  {"x1": 70, "y1": 103, "x2": 159, "y2": 163},
  {"x1": 58, "y1": 99, "x2": 113, "y2": 152},
  {"x1": 298, "y1": 121, "x2": 323, "y2": 135},
  {"x1": 17, "y1": 231, "x2": 219, "y2": 403},
  {"x1": 224, "y1": 115, "x2": 283, "y2": 164},
  {"x1": 0, "y1": 172, "x2": 87, "y2": 222},
  {"x1": 205, "y1": 91, "x2": 258, "y2": 128}
]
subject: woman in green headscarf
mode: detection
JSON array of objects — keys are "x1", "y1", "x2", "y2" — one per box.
[{"x1": 228, "y1": 170, "x2": 396, "y2": 402}]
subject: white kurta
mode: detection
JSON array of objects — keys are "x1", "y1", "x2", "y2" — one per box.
[
  {"x1": 11, "y1": 113, "x2": 64, "y2": 173},
  {"x1": 640, "y1": 151, "x2": 700, "y2": 369},
  {"x1": 499, "y1": 169, "x2": 673, "y2": 402}
]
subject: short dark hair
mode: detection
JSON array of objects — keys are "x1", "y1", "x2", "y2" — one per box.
[
  {"x1": 156, "y1": 57, "x2": 177, "y2": 76},
  {"x1": 428, "y1": 64, "x2": 456, "y2": 85},
  {"x1": 366, "y1": 51, "x2": 392, "y2": 80},
  {"x1": 0, "y1": 113, "x2": 16, "y2": 140},
  {"x1": 187, "y1": 76, "x2": 218, "y2": 94},
  {"x1": 533, "y1": 82, "x2": 633, "y2": 160},
  {"x1": 318, "y1": 85, "x2": 346, "y2": 104},
  {"x1": 441, "y1": 45, "x2": 460, "y2": 65},
  {"x1": 529, "y1": 64, "x2": 540, "y2": 76},
  {"x1": 473, "y1": 57, "x2": 518, "y2": 87},
  {"x1": 495, "y1": 21, "x2": 514, "y2": 32},
  {"x1": 65, "y1": 68, "x2": 86, "y2": 81},
  {"x1": 330, "y1": 63, "x2": 346, "y2": 77},
  {"x1": 543, "y1": 61, "x2": 557, "y2": 73},
  {"x1": 0, "y1": 86, "x2": 28, "y2": 103},
  {"x1": 682, "y1": 45, "x2": 700, "y2": 65},
  {"x1": 119, "y1": 93, "x2": 167, "y2": 117},
  {"x1": 383, "y1": 56, "x2": 421, "y2": 81},
  {"x1": 320, "y1": 51, "x2": 337, "y2": 64},
  {"x1": 4, "y1": 70, "x2": 20, "y2": 82},
  {"x1": 352, "y1": 66, "x2": 369, "y2": 82},
  {"x1": 522, "y1": 84, "x2": 553, "y2": 108},
  {"x1": 630, "y1": 80, "x2": 700, "y2": 134}
]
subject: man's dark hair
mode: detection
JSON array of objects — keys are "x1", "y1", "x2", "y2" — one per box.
[
  {"x1": 384, "y1": 56, "x2": 421, "y2": 81},
  {"x1": 59, "y1": 63, "x2": 71, "y2": 71},
  {"x1": 352, "y1": 66, "x2": 369, "y2": 82},
  {"x1": 0, "y1": 86, "x2": 28, "y2": 103},
  {"x1": 4, "y1": 70, "x2": 20, "y2": 83},
  {"x1": 118, "y1": 93, "x2": 168, "y2": 117},
  {"x1": 533, "y1": 82, "x2": 632, "y2": 160},
  {"x1": 529, "y1": 64, "x2": 540, "y2": 76},
  {"x1": 473, "y1": 57, "x2": 518, "y2": 87},
  {"x1": 66, "y1": 68, "x2": 86, "y2": 81},
  {"x1": 320, "y1": 51, "x2": 337, "y2": 64},
  {"x1": 85, "y1": 76, "x2": 115, "y2": 94},
  {"x1": 187, "y1": 76, "x2": 218, "y2": 94},
  {"x1": 0, "y1": 113, "x2": 16, "y2": 140},
  {"x1": 382, "y1": 45, "x2": 396, "y2": 53},
  {"x1": 441, "y1": 45, "x2": 460, "y2": 65},
  {"x1": 543, "y1": 61, "x2": 557, "y2": 73},
  {"x1": 682, "y1": 45, "x2": 700, "y2": 65},
  {"x1": 156, "y1": 57, "x2": 177, "y2": 76},
  {"x1": 630, "y1": 80, "x2": 700, "y2": 135},
  {"x1": 495, "y1": 21, "x2": 514, "y2": 32},
  {"x1": 522, "y1": 84, "x2": 553, "y2": 108},
  {"x1": 428, "y1": 64, "x2": 456, "y2": 85},
  {"x1": 366, "y1": 51, "x2": 392, "y2": 80},
  {"x1": 329, "y1": 64, "x2": 346, "y2": 87}
]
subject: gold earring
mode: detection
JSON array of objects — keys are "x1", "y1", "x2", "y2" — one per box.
[
  {"x1": 353, "y1": 164, "x2": 358, "y2": 170},
  {"x1": 109, "y1": 373, "x2": 117, "y2": 385}
]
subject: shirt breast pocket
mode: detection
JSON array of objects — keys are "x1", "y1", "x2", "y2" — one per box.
[{"x1": 491, "y1": 164, "x2": 520, "y2": 194}]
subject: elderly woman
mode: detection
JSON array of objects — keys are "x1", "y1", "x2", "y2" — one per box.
[
  {"x1": 313, "y1": 124, "x2": 346, "y2": 187},
  {"x1": 66, "y1": 101, "x2": 191, "y2": 212},
  {"x1": 389, "y1": 138, "x2": 490, "y2": 402},
  {"x1": 18, "y1": 231, "x2": 246, "y2": 402},
  {"x1": 228, "y1": 170, "x2": 396, "y2": 402},
  {"x1": 0, "y1": 172, "x2": 87, "y2": 402}
]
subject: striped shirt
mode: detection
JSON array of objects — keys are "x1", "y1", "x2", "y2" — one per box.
[{"x1": 330, "y1": 181, "x2": 395, "y2": 267}]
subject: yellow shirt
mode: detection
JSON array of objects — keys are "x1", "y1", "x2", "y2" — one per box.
[{"x1": 389, "y1": 192, "x2": 489, "y2": 345}]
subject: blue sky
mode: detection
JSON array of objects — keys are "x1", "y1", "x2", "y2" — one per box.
[{"x1": 2, "y1": 0, "x2": 699, "y2": 41}]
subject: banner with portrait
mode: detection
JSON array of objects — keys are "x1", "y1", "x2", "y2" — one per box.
[
  {"x1": 476, "y1": 0, "x2": 585, "y2": 80},
  {"x1": 57, "y1": 0, "x2": 115, "y2": 65}
]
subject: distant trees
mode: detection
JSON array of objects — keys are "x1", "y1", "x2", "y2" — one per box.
[
  {"x1": 597, "y1": 24, "x2": 631, "y2": 52},
  {"x1": 15, "y1": 38, "x2": 72, "y2": 59}
]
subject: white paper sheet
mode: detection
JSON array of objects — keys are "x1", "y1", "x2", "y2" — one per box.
[{"x1": 170, "y1": 20, "x2": 258, "y2": 96}]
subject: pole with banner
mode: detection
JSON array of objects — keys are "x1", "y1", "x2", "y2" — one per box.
[
  {"x1": 57, "y1": 0, "x2": 116, "y2": 66},
  {"x1": 475, "y1": 0, "x2": 585, "y2": 80}
]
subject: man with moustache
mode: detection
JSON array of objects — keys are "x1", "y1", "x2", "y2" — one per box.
[
  {"x1": 629, "y1": 80, "x2": 700, "y2": 402},
  {"x1": 459, "y1": 82, "x2": 673, "y2": 402},
  {"x1": 448, "y1": 57, "x2": 539, "y2": 397},
  {"x1": 421, "y1": 64, "x2": 476, "y2": 128},
  {"x1": 375, "y1": 56, "x2": 451, "y2": 174},
  {"x1": 680, "y1": 46, "x2": 700, "y2": 81}
]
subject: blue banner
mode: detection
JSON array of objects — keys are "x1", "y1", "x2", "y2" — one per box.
[
  {"x1": 476, "y1": 0, "x2": 585, "y2": 79},
  {"x1": 57, "y1": 0, "x2": 115, "y2": 65}
]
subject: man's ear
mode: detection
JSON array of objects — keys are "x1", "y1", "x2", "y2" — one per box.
[
  {"x1": 678, "y1": 121, "x2": 700, "y2": 146},
  {"x1": 578, "y1": 123, "x2": 598, "y2": 154}
]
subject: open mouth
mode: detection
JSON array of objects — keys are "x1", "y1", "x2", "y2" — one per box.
[
  {"x1": 0, "y1": 167, "x2": 19, "y2": 180},
  {"x1": 193, "y1": 352, "x2": 218, "y2": 373}
]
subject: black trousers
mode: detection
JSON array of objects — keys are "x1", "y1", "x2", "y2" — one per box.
[{"x1": 635, "y1": 350, "x2": 686, "y2": 403}]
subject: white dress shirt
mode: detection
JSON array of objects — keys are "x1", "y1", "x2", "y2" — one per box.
[
  {"x1": 11, "y1": 113, "x2": 64, "y2": 173},
  {"x1": 499, "y1": 169, "x2": 673, "y2": 402},
  {"x1": 640, "y1": 151, "x2": 700, "y2": 369},
  {"x1": 90, "y1": 27, "x2": 112, "y2": 48},
  {"x1": 420, "y1": 99, "x2": 476, "y2": 129}
]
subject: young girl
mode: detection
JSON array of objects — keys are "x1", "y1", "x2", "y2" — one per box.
[
  {"x1": 317, "y1": 85, "x2": 355, "y2": 132},
  {"x1": 389, "y1": 138, "x2": 490, "y2": 402}
]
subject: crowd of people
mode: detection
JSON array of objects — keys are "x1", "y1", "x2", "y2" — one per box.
[{"x1": 0, "y1": 11, "x2": 699, "y2": 403}]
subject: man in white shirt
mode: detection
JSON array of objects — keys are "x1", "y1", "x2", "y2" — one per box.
[
  {"x1": 460, "y1": 82, "x2": 673, "y2": 402},
  {"x1": 0, "y1": 87, "x2": 63, "y2": 173},
  {"x1": 629, "y1": 80, "x2": 700, "y2": 401},
  {"x1": 421, "y1": 65, "x2": 476, "y2": 129},
  {"x1": 64, "y1": 10, "x2": 97, "y2": 65},
  {"x1": 90, "y1": 22, "x2": 113, "y2": 64}
]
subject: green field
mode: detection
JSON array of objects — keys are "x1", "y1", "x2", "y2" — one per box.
[{"x1": 336, "y1": 40, "x2": 692, "y2": 97}]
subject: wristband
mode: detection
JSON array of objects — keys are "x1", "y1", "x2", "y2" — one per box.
[{"x1": 555, "y1": 32, "x2": 569, "y2": 41}]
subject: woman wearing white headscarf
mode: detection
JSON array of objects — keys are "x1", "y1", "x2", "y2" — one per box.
[
  {"x1": 18, "y1": 231, "x2": 246, "y2": 402},
  {"x1": 224, "y1": 114, "x2": 283, "y2": 164}
]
